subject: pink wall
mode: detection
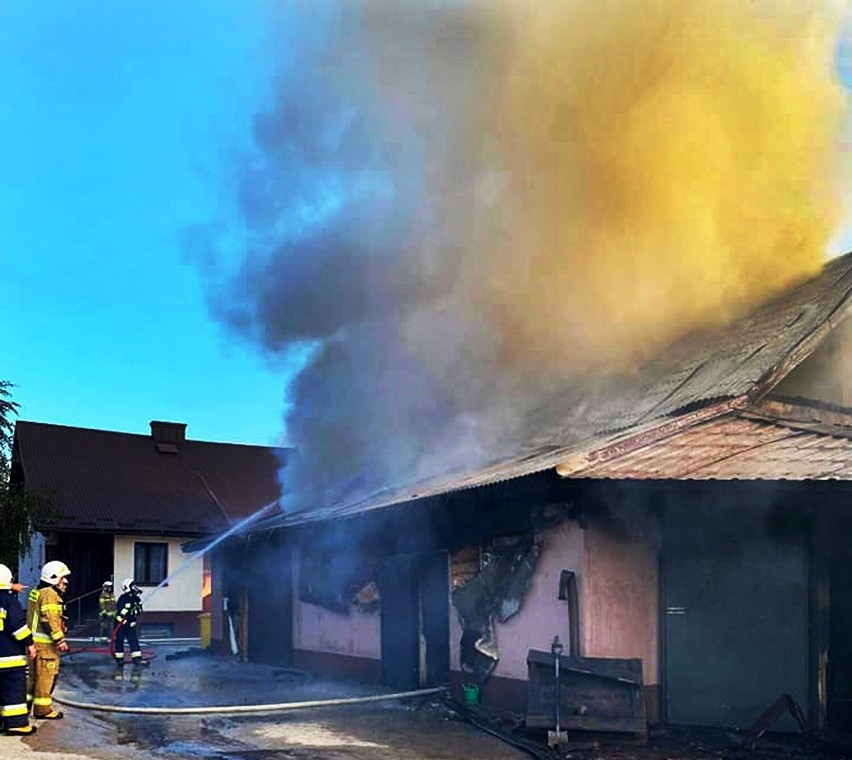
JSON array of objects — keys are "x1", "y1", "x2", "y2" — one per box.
[
  {"x1": 450, "y1": 520, "x2": 584, "y2": 681},
  {"x1": 582, "y1": 522, "x2": 659, "y2": 685},
  {"x1": 292, "y1": 549, "x2": 381, "y2": 660}
]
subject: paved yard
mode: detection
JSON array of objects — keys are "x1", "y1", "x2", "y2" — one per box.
[
  {"x1": 4, "y1": 644, "x2": 850, "y2": 760},
  {"x1": 3, "y1": 644, "x2": 527, "y2": 760}
]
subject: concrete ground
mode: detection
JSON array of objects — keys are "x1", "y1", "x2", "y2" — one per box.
[
  {"x1": 4, "y1": 644, "x2": 850, "y2": 760},
  {"x1": 2, "y1": 643, "x2": 528, "y2": 760}
]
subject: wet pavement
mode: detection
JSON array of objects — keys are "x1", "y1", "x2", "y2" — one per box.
[
  {"x1": 4, "y1": 643, "x2": 528, "y2": 760},
  {"x1": 5, "y1": 643, "x2": 852, "y2": 760}
]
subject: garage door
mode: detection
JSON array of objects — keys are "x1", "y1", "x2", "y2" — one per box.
[{"x1": 663, "y1": 509, "x2": 808, "y2": 728}]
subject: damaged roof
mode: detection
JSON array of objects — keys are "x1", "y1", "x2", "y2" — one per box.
[
  {"x1": 263, "y1": 252, "x2": 852, "y2": 528},
  {"x1": 561, "y1": 397, "x2": 852, "y2": 480},
  {"x1": 12, "y1": 421, "x2": 287, "y2": 535}
]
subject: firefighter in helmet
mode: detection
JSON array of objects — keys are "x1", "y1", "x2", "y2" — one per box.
[
  {"x1": 98, "y1": 581, "x2": 115, "y2": 642},
  {"x1": 114, "y1": 579, "x2": 147, "y2": 667},
  {"x1": 0, "y1": 564, "x2": 37, "y2": 735},
  {"x1": 26, "y1": 560, "x2": 70, "y2": 720}
]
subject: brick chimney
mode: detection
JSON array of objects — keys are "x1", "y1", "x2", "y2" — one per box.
[{"x1": 150, "y1": 421, "x2": 187, "y2": 445}]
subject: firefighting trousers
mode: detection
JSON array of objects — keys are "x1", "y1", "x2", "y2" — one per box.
[
  {"x1": 27, "y1": 645, "x2": 60, "y2": 718},
  {"x1": 0, "y1": 660, "x2": 28, "y2": 729},
  {"x1": 99, "y1": 616, "x2": 114, "y2": 639},
  {"x1": 114, "y1": 624, "x2": 141, "y2": 663}
]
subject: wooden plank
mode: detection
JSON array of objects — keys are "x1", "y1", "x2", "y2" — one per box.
[
  {"x1": 527, "y1": 651, "x2": 647, "y2": 736},
  {"x1": 527, "y1": 650, "x2": 644, "y2": 683},
  {"x1": 526, "y1": 714, "x2": 647, "y2": 733}
]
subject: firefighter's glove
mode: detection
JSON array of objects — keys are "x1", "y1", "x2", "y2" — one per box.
[{"x1": 57, "y1": 640, "x2": 69, "y2": 653}]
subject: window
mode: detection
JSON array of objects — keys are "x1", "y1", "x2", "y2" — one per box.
[
  {"x1": 134, "y1": 542, "x2": 168, "y2": 586},
  {"x1": 140, "y1": 623, "x2": 172, "y2": 639}
]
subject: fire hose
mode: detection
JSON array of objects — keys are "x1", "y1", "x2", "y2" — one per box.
[
  {"x1": 107, "y1": 620, "x2": 120, "y2": 658},
  {"x1": 53, "y1": 686, "x2": 447, "y2": 715}
]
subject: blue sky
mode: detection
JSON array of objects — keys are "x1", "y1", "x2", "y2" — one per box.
[
  {"x1": 1, "y1": 3, "x2": 850, "y2": 450},
  {"x1": 0, "y1": 2, "x2": 301, "y2": 445}
]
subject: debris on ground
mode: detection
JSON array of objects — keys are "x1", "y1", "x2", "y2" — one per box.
[
  {"x1": 447, "y1": 698, "x2": 852, "y2": 760},
  {"x1": 7, "y1": 644, "x2": 852, "y2": 760}
]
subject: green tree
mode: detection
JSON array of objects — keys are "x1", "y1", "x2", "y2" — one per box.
[
  {"x1": 0, "y1": 381, "x2": 53, "y2": 569},
  {"x1": 0, "y1": 379, "x2": 16, "y2": 454}
]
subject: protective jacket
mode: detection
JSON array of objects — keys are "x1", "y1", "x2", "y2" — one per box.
[
  {"x1": 27, "y1": 586, "x2": 66, "y2": 647},
  {"x1": 99, "y1": 591, "x2": 116, "y2": 618},
  {"x1": 0, "y1": 590, "x2": 32, "y2": 664},
  {"x1": 26, "y1": 583, "x2": 66, "y2": 719},
  {"x1": 0, "y1": 589, "x2": 34, "y2": 730},
  {"x1": 114, "y1": 589, "x2": 144, "y2": 664},
  {"x1": 115, "y1": 591, "x2": 143, "y2": 626}
]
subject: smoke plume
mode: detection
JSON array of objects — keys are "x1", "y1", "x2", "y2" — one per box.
[{"x1": 194, "y1": 0, "x2": 848, "y2": 511}]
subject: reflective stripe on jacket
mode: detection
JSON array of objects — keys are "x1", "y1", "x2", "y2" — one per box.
[
  {"x1": 0, "y1": 589, "x2": 33, "y2": 662},
  {"x1": 115, "y1": 591, "x2": 143, "y2": 625},
  {"x1": 26, "y1": 586, "x2": 65, "y2": 646},
  {"x1": 99, "y1": 592, "x2": 116, "y2": 617}
]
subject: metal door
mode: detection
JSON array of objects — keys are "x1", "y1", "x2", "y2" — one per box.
[
  {"x1": 246, "y1": 540, "x2": 293, "y2": 667},
  {"x1": 379, "y1": 555, "x2": 420, "y2": 689},
  {"x1": 420, "y1": 552, "x2": 450, "y2": 687},
  {"x1": 663, "y1": 518, "x2": 808, "y2": 728}
]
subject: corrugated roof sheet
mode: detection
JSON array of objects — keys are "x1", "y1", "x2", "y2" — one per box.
[
  {"x1": 262, "y1": 252, "x2": 852, "y2": 528},
  {"x1": 13, "y1": 422, "x2": 287, "y2": 535},
  {"x1": 564, "y1": 413, "x2": 852, "y2": 480}
]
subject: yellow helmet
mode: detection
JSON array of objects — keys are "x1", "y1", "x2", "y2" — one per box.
[{"x1": 40, "y1": 560, "x2": 71, "y2": 585}]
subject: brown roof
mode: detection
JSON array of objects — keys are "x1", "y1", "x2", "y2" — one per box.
[
  {"x1": 13, "y1": 422, "x2": 288, "y2": 536},
  {"x1": 559, "y1": 399, "x2": 852, "y2": 480},
  {"x1": 263, "y1": 252, "x2": 852, "y2": 528}
]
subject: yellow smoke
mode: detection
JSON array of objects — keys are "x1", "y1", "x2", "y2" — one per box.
[{"x1": 476, "y1": 0, "x2": 846, "y2": 367}]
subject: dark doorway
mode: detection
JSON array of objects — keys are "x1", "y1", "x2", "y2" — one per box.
[
  {"x1": 56, "y1": 532, "x2": 113, "y2": 620},
  {"x1": 420, "y1": 552, "x2": 451, "y2": 687},
  {"x1": 828, "y1": 514, "x2": 852, "y2": 730},
  {"x1": 244, "y1": 538, "x2": 293, "y2": 667},
  {"x1": 379, "y1": 555, "x2": 419, "y2": 689},
  {"x1": 378, "y1": 552, "x2": 450, "y2": 690}
]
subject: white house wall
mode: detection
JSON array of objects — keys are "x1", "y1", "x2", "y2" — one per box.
[
  {"x1": 114, "y1": 536, "x2": 202, "y2": 613},
  {"x1": 16, "y1": 532, "x2": 45, "y2": 590}
]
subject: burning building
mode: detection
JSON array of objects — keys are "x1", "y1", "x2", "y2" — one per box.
[
  {"x1": 189, "y1": 0, "x2": 851, "y2": 739},
  {"x1": 203, "y1": 251, "x2": 852, "y2": 734}
]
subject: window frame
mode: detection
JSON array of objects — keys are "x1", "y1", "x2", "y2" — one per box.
[{"x1": 133, "y1": 541, "x2": 169, "y2": 587}]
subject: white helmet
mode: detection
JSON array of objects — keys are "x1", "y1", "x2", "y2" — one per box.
[
  {"x1": 122, "y1": 578, "x2": 137, "y2": 594},
  {"x1": 40, "y1": 560, "x2": 71, "y2": 585},
  {"x1": 102, "y1": 580, "x2": 113, "y2": 589},
  {"x1": 0, "y1": 564, "x2": 12, "y2": 589}
]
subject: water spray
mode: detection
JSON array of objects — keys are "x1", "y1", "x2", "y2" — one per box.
[{"x1": 142, "y1": 498, "x2": 281, "y2": 607}]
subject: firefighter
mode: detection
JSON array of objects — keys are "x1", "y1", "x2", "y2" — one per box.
[
  {"x1": 114, "y1": 579, "x2": 147, "y2": 667},
  {"x1": 98, "y1": 581, "x2": 115, "y2": 642},
  {"x1": 26, "y1": 560, "x2": 70, "y2": 720},
  {"x1": 0, "y1": 564, "x2": 36, "y2": 736}
]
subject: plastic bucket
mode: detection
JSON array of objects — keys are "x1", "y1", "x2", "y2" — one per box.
[
  {"x1": 198, "y1": 612, "x2": 211, "y2": 648},
  {"x1": 462, "y1": 683, "x2": 480, "y2": 706}
]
